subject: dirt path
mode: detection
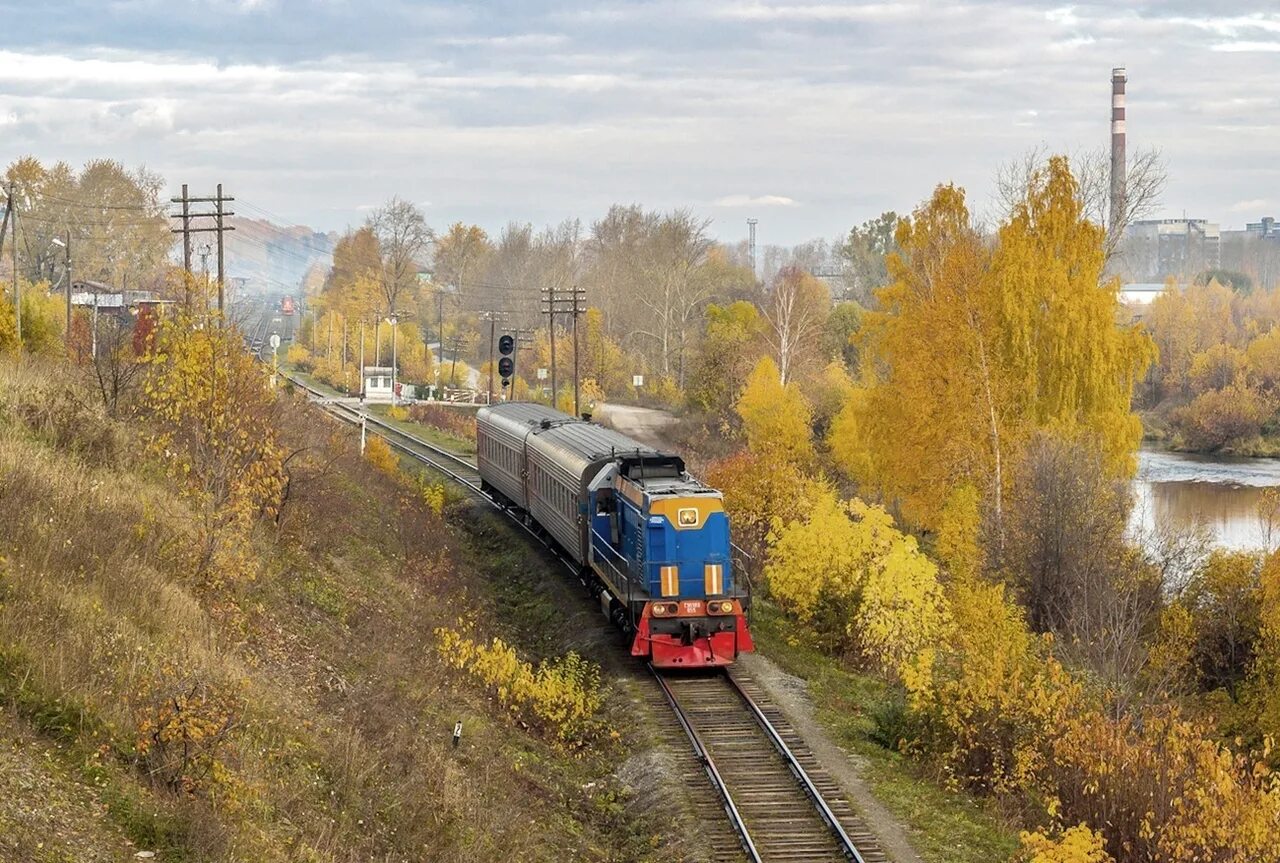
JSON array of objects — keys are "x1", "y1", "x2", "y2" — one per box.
[
  {"x1": 594, "y1": 402, "x2": 678, "y2": 450},
  {"x1": 738, "y1": 653, "x2": 925, "y2": 863}
]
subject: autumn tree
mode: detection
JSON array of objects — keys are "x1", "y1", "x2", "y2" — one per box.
[
  {"x1": 1002, "y1": 431, "x2": 1162, "y2": 702},
  {"x1": 324, "y1": 227, "x2": 382, "y2": 313},
  {"x1": 685, "y1": 300, "x2": 766, "y2": 416},
  {"x1": 763, "y1": 265, "x2": 830, "y2": 385},
  {"x1": 143, "y1": 308, "x2": 285, "y2": 579},
  {"x1": 4, "y1": 156, "x2": 171, "y2": 288},
  {"x1": 823, "y1": 301, "x2": 862, "y2": 369},
  {"x1": 369, "y1": 196, "x2": 432, "y2": 315},
  {"x1": 839, "y1": 211, "x2": 899, "y2": 305},
  {"x1": 433, "y1": 222, "x2": 493, "y2": 289},
  {"x1": 1142, "y1": 280, "x2": 1236, "y2": 396},
  {"x1": 996, "y1": 144, "x2": 1167, "y2": 263},
  {"x1": 835, "y1": 158, "x2": 1153, "y2": 533},
  {"x1": 736, "y1": 356, "x2": 813, "y2": 464}
]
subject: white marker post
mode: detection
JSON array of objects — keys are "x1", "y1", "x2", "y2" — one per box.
[{"x1": 269, "y1": 332, "x2": 281, "y2": 387}]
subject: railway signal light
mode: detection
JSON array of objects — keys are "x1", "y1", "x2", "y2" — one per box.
[{"x1": 498, "y1": 333, "x2": 515, "y2": 390}]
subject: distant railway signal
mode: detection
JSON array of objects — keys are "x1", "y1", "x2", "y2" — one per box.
[{"x1": 498, "y1": 332, "x2": 516, "y2": 391}]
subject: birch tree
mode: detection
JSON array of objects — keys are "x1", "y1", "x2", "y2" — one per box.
[{"x1": 762, "y1": 265, "x2": 830, "y2": 385}]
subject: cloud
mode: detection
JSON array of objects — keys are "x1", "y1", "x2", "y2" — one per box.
[
  {"x1": 712, "y1": 195, "x2": 799, "y2": 208},
  {"x1": 1228, "y1": 198, "x2": 1272, "y2": 213},
  {"x1": 1, "y1": 0, "x2": 1278, "y2": 246}
]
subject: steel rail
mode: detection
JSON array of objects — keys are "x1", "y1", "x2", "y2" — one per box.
[
  {"x1": 272, "y1": 352, "x2": 854, "y2": 861},
  {"x1": 278, "y1": 370, "x2": 585, "y2": 579},
  {"x1": 725, "y1": 673, "x2": 868, "y2": 863},
  {"x1": 651, "y1": 666, "x2": 763, "y2": 863}
]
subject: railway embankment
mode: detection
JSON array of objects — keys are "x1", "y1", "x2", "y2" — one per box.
[{"x1": 0, "y1": 357, "x2": 686, "y2": 862}]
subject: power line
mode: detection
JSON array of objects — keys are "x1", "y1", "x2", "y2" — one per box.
[
  {"x1": 171, "y1": 184, "x2": 235, "y2": 311},
  {"x1": 34, "y1": 191, "x2": 157, "y2": 212}
]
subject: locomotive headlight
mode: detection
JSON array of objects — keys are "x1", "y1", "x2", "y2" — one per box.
[
  {"x1": 651, "y1": 602, "x2": 678, "y2": 617},
  {"x1": 707, "y1": 600, "x2": 735, "y2": 615},
  {"x1": 678, "y1": 508, "x2": 699, "y2": 526}
]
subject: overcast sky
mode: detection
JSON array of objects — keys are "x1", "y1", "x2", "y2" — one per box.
[{"x1": 1, "y1": 1, "x2": 1277, "y2": 245}]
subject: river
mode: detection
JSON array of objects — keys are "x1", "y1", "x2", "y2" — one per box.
[{"x1": 1132, "y1": 448, "x2": 1280, "y2": 551}]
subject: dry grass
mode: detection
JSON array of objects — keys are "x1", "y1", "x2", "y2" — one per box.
[{"x1": 0, "y1": 357, "x2": 672, "y2": 863}]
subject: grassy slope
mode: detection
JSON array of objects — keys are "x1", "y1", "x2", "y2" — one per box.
[
  {"x1": 750, "y1": 605, "x2": 1019, "y2": 863},
  {"x1": 0, "y1": 359, "x2": 678, "y2": 863}
]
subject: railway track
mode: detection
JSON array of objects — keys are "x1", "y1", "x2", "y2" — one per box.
[
  {"x1": 656, "y1": 668, "x2": 886, "y2": 863},
  {"x1": 275, "y1": 363, "x2": 886, "y2": 863}
]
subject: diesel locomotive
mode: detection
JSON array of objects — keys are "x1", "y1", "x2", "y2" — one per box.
[{"x1": 475, "y1": 403, "x2": 754, "y2": 668}]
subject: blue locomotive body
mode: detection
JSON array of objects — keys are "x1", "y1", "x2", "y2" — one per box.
[{"x1": 475, "y1": 403, "x2": 752, "y2": 667}]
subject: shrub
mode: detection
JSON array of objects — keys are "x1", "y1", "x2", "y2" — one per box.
[
  {"x1": 906, "y1": 577, "x2": 1080, "y2": 796},
  {"x1": 1044, "y1": 709, "x2": 1280, "y2": 863},
  {"x1": 766, "y1": 490, "x2": 951, "y2": 681},
  {"x1": 133, "y1": 670, "x2": 241, "y2": 796},
  {"x1": 1187, "y1": 343, "x2": 1249, "y2": 394},
  {"x1": 363, "y1": 435, "x2": 400, "y2": 477},
  {"x1": 434, "y1": 627, "x2": 604, "y2": 748},
  {"x1": 1172, "y1": 382, "x2": 1273, "y2": 451},
  {"x1": 407, "y1": 402, "x2": 476, "y2": 442},
  {"x1": 1020, "y1": 825, "x2": 1114, "y2": 863}
]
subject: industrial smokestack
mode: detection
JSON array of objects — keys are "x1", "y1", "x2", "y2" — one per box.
[{"x1": 1110, "y1": 66, "x2": 1127, "y2": 232}]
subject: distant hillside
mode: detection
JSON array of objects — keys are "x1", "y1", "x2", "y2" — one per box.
[{"x1": 224, "y1": 217, "x2": 335, "y2": 296}]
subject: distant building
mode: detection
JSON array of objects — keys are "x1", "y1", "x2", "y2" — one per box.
[
  {"x1": 69, "y1": 281, "x2": 168, "y2": 316},
  {"x1": 1120, "y1": 283, "x2": 1172, "y2": 306},
  {"x1": 1123, "y1": 219, "x2": 1221, "y2": 282},
  {"x1": 1220, "y1": 217, "x2": 1280, "y2": 290},
  {"x1": 362, "y1": 366, "x2": 395, "y2": 404}
]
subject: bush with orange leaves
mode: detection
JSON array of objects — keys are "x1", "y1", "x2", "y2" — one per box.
[
  {"x1": 1020, "y1": 825, "x2": 1114, "y2": 863},
  {"x1": 906, "y1": 576, "x2": 1080, "y2": 796},
  {"x1": 363, "y1": 435, "x2": 400, "y2": 477},
  {"x1": 1044, "y1": 708, "x2": 1280, "y2": 862},
  {"x1": 133, "y1": 668, "x2": 242, "y2": 796}
]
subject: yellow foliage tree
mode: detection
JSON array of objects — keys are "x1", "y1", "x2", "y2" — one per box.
[
  {"x1": 836, "y1": 158, "x2": 1153, "y2": 532},
  {"x1": 143, "y1": 310, "x2": 284, "y2": 579},
  {"x1": 736, "y1": 355, "x2": 813, "y2": 464},
  {"x1": 765, "y1": 489, "x2": 951, "y2": 679}
]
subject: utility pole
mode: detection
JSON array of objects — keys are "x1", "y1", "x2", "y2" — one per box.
[
  {"x1": 436, "y1": 286, "x2": 447, "y2": 399},
  {"x1": 488, "y1": 313, "x2": 497, "y2": 403},
  {"x1": 570, "y1": 287, "x2": 584, "y2": 415},
  {"x1": 170, "y1": 185, "x2": 235, "y2": 313},
  {"x1": 7, "y1": 183, "x2": 19, "y2": 344},
  {"x1": 358, "y1": 319, "x2": 366, "y2": 401},
  {"x1": 542, "y1": 285, "x2": 557, "y2": 406},
  {"x1": 391, "y1": 314, "x2": 398, "y2": 402},
  {"x1": 180, "y1": 183, "x2": 191, "y2": 274},
  {"x1": 215, "y1": 183, "x2": 227, "y2": 311},
  {"x1": 542, "y1": 286, "x2": 585, "y2": 414},
  {"x1": 63, "y1": 232, "x2": 71, "y2": 343},
  {"x1": 448, "y1": 334, "x2": 464, "y2": 388}
]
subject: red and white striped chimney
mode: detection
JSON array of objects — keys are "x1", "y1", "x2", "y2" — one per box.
[{"x1": 1110, "y1": 66, "x2": 1127, "y2": 230}]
